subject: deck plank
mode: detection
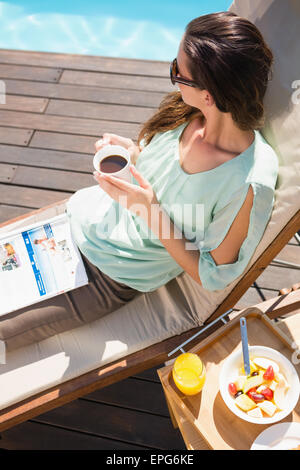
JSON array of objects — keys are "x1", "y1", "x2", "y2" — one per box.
[
  {"x1": 33, "y1": 399, "x2": 186, "y2": 450},
  {"x1": 85, "y1": 377, "x2": 171, "y2": 417},
  {"x1": 234, "y1": 286, "x2": 277, "y2": 309},
  {"x1": 46, "y1": 99, "x2": 155, "y2": 124},
  {"x1": 0, "y1": 63, "x2": 62, "y2": 82},
  {"x1": 272, "y1": 243, "x2": 300, "y2": 266},
  {"x1": 256, "y1": 263, "x2": 300, "y2": 291},
  {"x1": 4, "y1": 79, "x2": 164, "y2": 108},
  {"x1": 59, "y1": 69, "x2": 173, "y2": 93},
  {"x1": 0, "y1": 205, "x2": 33, "y2": 223},
  {"x1": 2, "y1": 164, "x2": 93, "y2": 192},
  {"x1": 0, "y1": 49, "x2": 169, "y2": 76},
  {"x1": 0, "y1": 145, "x2": 92, "y2": 172},
  {"x1": 0, "y1": 95, "x2": 49, "y2": 113},
  {"x1": 0, "y1": 127, "x2": 33, "y2": 146},
  {"x1": 0, "y1": 420, "x2": 149, "y2": 450},
  {"x1": 0, "y1": 163, "x2": 17, "y2": 183},
  {"x1": 133, "y1": 367, "x2": 161, "y2": 382},
  {"x1": 0, "y1": 110, "x2": 141, "y2": 140},
  {"x1": 29, "y1": 131, "x2": 101, "y2": 154},
  {"x1": 0, "y1": 184, "x2": 70, "y2": 209}
]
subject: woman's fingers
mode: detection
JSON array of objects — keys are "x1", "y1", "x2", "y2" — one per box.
[
  {"x1": 94, "y1": 133, "x2": 133, "y2": 152},
  {"x1": 94, "y1": 136, "x2": 110, "y2": 151},
  {"x1": 130, "y1": 165, "x2": 149, "y2": 189},
  {"x1": 93, "y1": 171, "x2": 136, "y2": 192},
  {"x1": 93, "y1": 172, "x2": 129, "y2": 202},
  {"x1": 104, "y1": 133, "x2": 131, "y2": 147}
]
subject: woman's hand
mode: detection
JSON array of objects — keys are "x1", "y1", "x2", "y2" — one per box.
[
  {"x1": 95, "y1": 133, "x2": 140, "y2": 165},
  {"x1": 93, "y1": 165, "x2": 159, "y2": 225}
]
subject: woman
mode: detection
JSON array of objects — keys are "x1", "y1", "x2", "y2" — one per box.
[
  {"x1": 70, "y1": 11, "x2": 278, "y2": 293},
  {"x1": 0, "y1": 12, "x2": 279, "y2": 351}
]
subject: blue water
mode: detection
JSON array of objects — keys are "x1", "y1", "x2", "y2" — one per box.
[{"x1": 0, "y1": 0, "x2": 232, "y2": 61}]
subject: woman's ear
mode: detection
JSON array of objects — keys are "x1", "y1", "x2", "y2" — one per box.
[{"x1": 205, "y1": 92, "x2": 214, "y2": 106}]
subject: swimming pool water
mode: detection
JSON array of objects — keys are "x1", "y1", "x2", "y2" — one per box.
[{"x1": 0, "y1": 0, "x2": 232, "y2": 61}]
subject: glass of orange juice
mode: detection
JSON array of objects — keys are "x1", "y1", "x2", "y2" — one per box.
[{"x1": 172, "y1": 353, "x2": 206, "y2": 395}]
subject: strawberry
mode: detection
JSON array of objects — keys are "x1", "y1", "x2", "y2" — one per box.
[
  {"x1": 261, "y1": 387, "x2": 273, "y2": 400},
  {"x1": 263, "y1": 365, "x2": 274, "y2": 381}
]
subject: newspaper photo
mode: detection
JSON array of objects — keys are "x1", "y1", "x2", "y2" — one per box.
[{"x1": 0, "y1": 213, "x2": 88, "y2": 317}]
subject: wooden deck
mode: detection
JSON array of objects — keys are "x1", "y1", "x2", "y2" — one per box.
[{"x1": 0, "y1": 49, "x2": 299, "y2": 450}]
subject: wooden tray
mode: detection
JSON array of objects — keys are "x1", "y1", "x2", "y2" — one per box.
[{"x1": 158, "y1": 307, "x2": 300, "y2": 450}]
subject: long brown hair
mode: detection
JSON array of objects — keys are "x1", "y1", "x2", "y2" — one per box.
[{"x1": 138, "y1": 11, "x2": 273, "y2": 147}]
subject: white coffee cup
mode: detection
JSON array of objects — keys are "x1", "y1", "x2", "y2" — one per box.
[{"x1": 93, "y1": 145, "x2": 132, "y2": 183}]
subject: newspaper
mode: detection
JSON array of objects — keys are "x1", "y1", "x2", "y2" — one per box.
[{"x1": 0, "y1": 212, "x2": 89, "y2": 317}]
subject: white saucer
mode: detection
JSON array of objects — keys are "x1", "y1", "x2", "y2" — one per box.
[{"x1": 251, "y1": 422, "x2": 300, "y2": 450}]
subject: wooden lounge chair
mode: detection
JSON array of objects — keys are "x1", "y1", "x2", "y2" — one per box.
[{"x1": 0, "y1": 0, "x2": 299, "y2": 432}]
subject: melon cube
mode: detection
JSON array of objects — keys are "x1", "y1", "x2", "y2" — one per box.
[
  {"x1": 247, "y1": 407, "x2": 263, "y2": 418},
  {"x1": 258, "y1": 400, "x2": 277, "y2": 417},
  {"x1": 252, "y1": 357, "x2": 280, "y2": 373},
  {"x1": 235, "y1": 394, "x2": 257, "y2": 412},
  {"x1": 274, "y1": 372, "x2": 289, "y2": 389}
]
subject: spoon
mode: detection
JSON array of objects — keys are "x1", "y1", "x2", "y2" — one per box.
[{"x1": 240, "y1": 317, "x2": 251, "y2": 376}]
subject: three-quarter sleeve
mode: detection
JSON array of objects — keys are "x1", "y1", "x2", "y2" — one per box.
[{"x1": 197, "y1": 182, "x2": 275, "y2": 291}]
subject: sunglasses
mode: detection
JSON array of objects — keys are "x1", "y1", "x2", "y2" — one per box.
[{"x1": 170, "y1": 58, "x2": 198, "y2": 88}]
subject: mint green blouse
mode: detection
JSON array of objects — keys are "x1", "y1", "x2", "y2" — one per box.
[{"x1": 66, "y1": 121, "x2": 278, "y2": 292}]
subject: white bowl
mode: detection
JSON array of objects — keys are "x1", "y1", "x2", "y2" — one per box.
[{"x1": 219, "y1": 345, "x2": 300, "y2": 424}]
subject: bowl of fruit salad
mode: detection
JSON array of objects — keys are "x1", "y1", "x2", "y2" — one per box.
[{"x1": 219, "y1": 345, "x2": 300, "y2": 424}]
